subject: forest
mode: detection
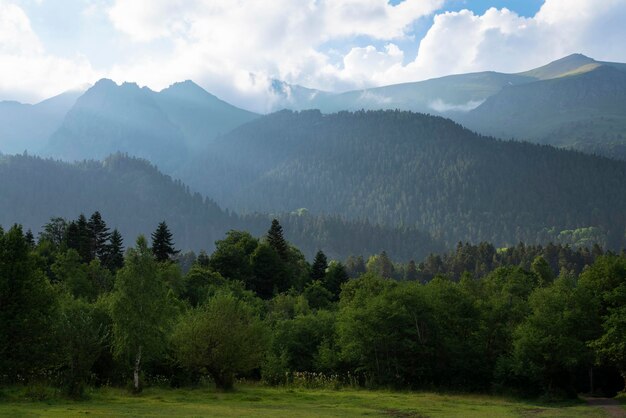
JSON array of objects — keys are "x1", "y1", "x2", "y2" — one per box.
[
  {"x1": 2, "y1": 212, "x2": 625, "y2": 400},
  {"x1": 0, "y1": 152, "x2": 442, "y2": 261},
  {"x1": 183, "y1": 110, "x2": 626, "y2": 249}
]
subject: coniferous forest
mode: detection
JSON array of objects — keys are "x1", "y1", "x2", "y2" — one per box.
[{"x1": 1, "y1": 213, "x2": 625, "y2": 399}]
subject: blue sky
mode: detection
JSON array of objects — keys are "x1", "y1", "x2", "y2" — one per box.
[{"x1": 1, "y1": 0, "x2": 625, "y2": 112}]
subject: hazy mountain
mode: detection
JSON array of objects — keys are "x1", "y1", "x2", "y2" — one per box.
[
  {"x1": 45, "y1": 79, "x2": 258, "y2": 170},
  {"x1": 0, "y1": 152, "x2": 441, "y2": 260},
  {"x1": 284, "y1": 71, "x2": 534, "y2": 114},
  {"x1": 183, "y1": 110, "x2": 626, "y2": 249},
  {"x1": 155, "y1": 80, "x2": 258, "y2": 151},
  {"x1": 274, "y1": 54, "x2": 626, "y2": 115},
  {"x1": 461, "y1": 61, "x2": 626, "y2": 159},
  {"x1": 46, "y1": 79, "x2": 187, "y2": 171},
  {"x1": 269, "y1": 54, "x2": 626, "y2": 160},
  {"x1": 0, "y1": 89, "x2": 84, "y2": 155}
]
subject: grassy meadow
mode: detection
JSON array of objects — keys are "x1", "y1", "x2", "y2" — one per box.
[{"x1": 0, "y1": 385, "x2": 617, "y2": 418}]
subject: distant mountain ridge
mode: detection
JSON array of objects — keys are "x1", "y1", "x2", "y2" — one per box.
[
  {"x1": 0, "y1": 89, "x2": 84, "y2": 155},
  {"x1": 1, "y1": 53, "x2": 625, "y2": 164},
  {"x1": 266, "y1": 54, "x2": 626, "y2": 160}
]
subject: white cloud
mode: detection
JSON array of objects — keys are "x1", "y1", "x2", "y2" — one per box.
[
  {"x1": 104, "y1": 0, "x2": 443, "y2": 111},
  {"x1": 3, "y1": 0, "x2": 626, "y2": 111},
  {"x1": 0, "y1": 0, "x2": 98, "y2": 103},
  {"x1": 345, "y1": 0, "x2": 626, "y2": 87},
  {"x1": 428, "y1": 99, "x2": 484, "y2": 113}
]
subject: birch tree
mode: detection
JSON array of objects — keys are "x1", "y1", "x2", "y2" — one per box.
[{"x1": 110, "y1": 235, "x2": 172, "y2": 393}]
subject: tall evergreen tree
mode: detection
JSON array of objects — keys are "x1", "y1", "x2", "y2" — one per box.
[
  {"x1": 267, "y1": 219, "x2": 288, "y2": 260},
  {"x1": 65, "y1": 221, "x2": 81, "y2": 252},
  {"x1": 0, "y1": 225, "x2": 59, "y2": 381},
  {"x1": 151, "y1": 221, "x2": 179, "y2": 262},
  {"x1": 311, "y1": 250, "x2": 328, "y2": 281},
  {"x1": 103, "y1": 229, "x2": 125, "y2": 273},
  {"x1": 88, "y1": 211, "x2": 111, "y2": 261},
  {"x1": 76, "y1": 214, "x2": 93, "y2": 263},
  {"x1": 267, "y1": 219, "x2": 289, "y2": 260}
]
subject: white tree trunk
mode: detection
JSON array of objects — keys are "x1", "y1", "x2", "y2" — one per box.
[{"x1": 134, "y1": 345, "x2": 142, "y2": 392}]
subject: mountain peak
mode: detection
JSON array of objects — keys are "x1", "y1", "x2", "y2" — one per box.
[
  {"x1": 159, "y1": 79, "x2": 218, "y2": 102},
  {"x1": 520, "y1": 53, "x2": 597, "y2": 80},
  {"x1": 92, "y1": 78, "x2": 118, "y2": 89}
]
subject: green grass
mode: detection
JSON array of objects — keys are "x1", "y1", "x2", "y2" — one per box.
[{"x1": 0, "y1": 385, "x2": 614, "y2": 417}]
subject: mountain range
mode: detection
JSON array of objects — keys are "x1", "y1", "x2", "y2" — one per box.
[
  {"x1": 45, "y1": 79, "x2": 258, "y2": 171},
  {"x1": 1, "y1": 54, "x2": 625, "y2": 256},
  {"x1": 275, "y1": 54, "x2": 626, "y2": 159},
  {"x1": 1, "y1": 54, "x2": 625, "y2": 163}
]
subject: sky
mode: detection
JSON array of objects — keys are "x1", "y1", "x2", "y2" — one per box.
[{"x1": 1, "y1": 0, "x2": 626, "y2": 112}]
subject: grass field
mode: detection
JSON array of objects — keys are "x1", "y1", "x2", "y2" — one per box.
[{"x1": 0, "y1": 385, "x2": 618, "y2": 417}]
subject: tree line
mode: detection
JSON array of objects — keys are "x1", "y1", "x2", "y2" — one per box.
[{"x1": 1, "y1": 213, "x2": 625, "y2": 399}]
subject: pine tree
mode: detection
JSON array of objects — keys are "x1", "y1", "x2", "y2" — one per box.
[
  {"x1": 266, "y1": 219, "x2": 288, "y2": 260},
  {"x1": 76, "y1": 214, "x2": 93, "y2": 263},
  {"x1": 65, "y1": 221, "x2": 81, "y2": 252},
  {"x1": 311, "y1": 250, "x2": 328, "y2": 281},
  {"x1": 151, "y1": 221, "x2": 179, "y2": 262},
  {"x1": 88, "y1": 211, "x2": 111, "y2": 261},
  {"x1": 104, "y1": 229, "x2": 125, "y2": 273}
]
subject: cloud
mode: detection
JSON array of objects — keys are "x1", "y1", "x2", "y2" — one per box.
[
  {"x1": 3, "y1": 0, "x2": 626, "y2": 112},
  {"x1": 428, "y1": 99, "x2": 484, "y2": 113},
  {"x1": 104, "y1": 0, "x2": 443, "y2": 111},
  {"x1": 0, "y1": 0, "x2": 98, "y2": 103},
  {"x1": 344, "y1": 0, "x2": 626, "y2": 86}
]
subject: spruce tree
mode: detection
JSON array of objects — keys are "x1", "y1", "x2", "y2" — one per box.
[
  {"x1": 311, "y1": 250, "x2": 328, "y2": 281},
  {"x1": 65, "y1": 221, "x2": 81, "y2": 252},
  {"x1": 266, "y1": 219, "x2": 288, "y2": 260},
  {"x1": 151, "y1": 221, "x2": 179, "y2": 262},
  {"x1": 76, "y1": 214, "x2": 93, "y2": 263},
  {"x1": 104, "y1": 229, "x2": 125, "y2": 273},
  {"x1": 88, "y1": 211, "x2": 111, "y2": 261}
]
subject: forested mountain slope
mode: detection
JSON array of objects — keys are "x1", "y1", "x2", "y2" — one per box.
[
  {"x1": 461, "y1": 64, "x2": 626, "y2": 160},
  {"x1": 0, "y1": 153, "x2": 441, "y2": 260},
  {"x1": 183, "y1": 110, "x2": 626, "y2": 248},
  {"x1": 271, "y1": 54, "x2": 626, "y2": 161}
]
